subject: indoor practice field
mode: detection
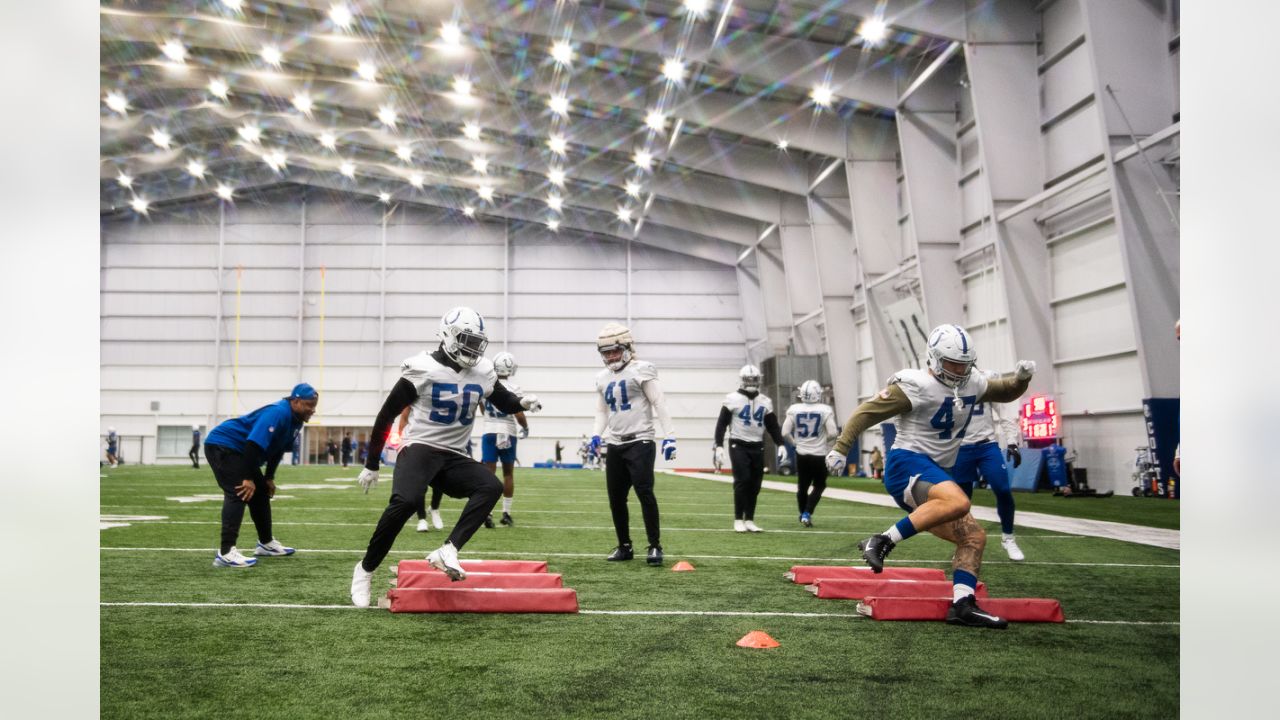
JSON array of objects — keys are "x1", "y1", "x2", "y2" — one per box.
[{"x1": 101, "y1": 464, "x2": 1179, "y2": 719}]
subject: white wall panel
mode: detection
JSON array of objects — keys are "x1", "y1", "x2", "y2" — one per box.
[
  {"x1": 103, "y1": 268, "x2": 220, "y2": 292},
  {"x1": 102, "y1": 341, "x2": 215, "y2": 366},
  {"x1": 1049, "y1": 221, "x2": 1125, "y2": 298},
  {"x1": 509, "y1": 269, "x2": 625, "y2": 294},
  {"x1": 960, "y1": 174, "x2": 989, "y2": 228},
  {"x1": 103, "y1": 293, "x2": 217, "y2": 316},
  {"x1": 386, "y1": 269, "x2": 505, "y2": 293},
  {"x1": 103, "y1": 243, "x2": 217, "y2": 267},
  {"x1": 1053, "y1": 288, "x2": 1136, "y2": 359},
  {"x1": 631, "y1": 270, "x2": 738, "y2": 295},
  {"x1": 222, "y1": 225, "x2": 302, "y2": 246},
  {"x1": 1055, "y1": 353, "x2": 1145, "y2": 414},
  {"x1": 102, "y1": 317, "x2": 217, "y2": 341},
  {"x1": 1043, "y1": 102, "x2": 1105, "y2": 180},
  {"x1": 1041, "y1": 46, "x2": 1095, "y2": 121},
  {"x1": 220, "y1": 244, "x2": 299, "y2": 269},
  {"x1": 389, "y1": 244, "x2": 507, "y2": 268},
  {"x1": 1042, "y1": 0, "x2": 1085, "y2": 59}
]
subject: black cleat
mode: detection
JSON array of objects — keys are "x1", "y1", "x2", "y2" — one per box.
[
  {"x1": 607, "y1": 543, "x2": 634, "y2": 562},
  {"x1": 858, "y1": 534, "x2": 896, "y2": 573},
  {"x1": 500, "y1": 512, "x2": 514, "y2": 527},
  {"x1": 946, "y1": 595, "x2": 1009, "y2": 629},
  {"x1": 646, "y1": 545, "x2": 664, "y2": 566},
  {"x1": 483, "y1": 514, "x2": 495, "y2": 529}
]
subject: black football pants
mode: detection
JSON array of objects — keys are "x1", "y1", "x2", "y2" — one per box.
[
  {"x1": 729, "y1": 441, "x2": 765, "y2": 520},
  {"x1": 205, "y1": 443, "x2": 273, "y2": 555},
  {"x1": 796, "y1": 454, "x2": 829, "y2": 515},
  {"x1": 605, "y1": 440, "x2": 661, "y2": 548}
]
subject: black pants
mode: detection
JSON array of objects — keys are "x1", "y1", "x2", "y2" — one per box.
[
  {"x1": 605, "y1": 441, "x2": 661, "y2": 548},
  {"x1": 729, "y1": 441, "x2": 765, "y2": 520},
  {"x1": 205, "y1": 444, "x2": 272, "y2": 554},
  {"x1": 189, "y1": 442, "x2": 200, "y2": 468},
  {"x1": 361, "y1": 444, "x2": 501, "y2": 572},
  {"x1": 796, "y1": 454, "x2": 829, "y2": 515}
]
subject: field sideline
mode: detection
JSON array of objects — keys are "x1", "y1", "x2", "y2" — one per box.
[{"x1": 101, "y1": 465, "x2": 1179, "y2": 719}]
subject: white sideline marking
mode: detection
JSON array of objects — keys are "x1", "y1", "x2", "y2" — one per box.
[
  {"x1": 96, "y1": 601, "x2": 1177, "y2": 626},
  {"x1": 98, "y1": 504, "x2": 903, "y2": 521},
  {"x1": 98, "y1": 546, "x2": 1179, "y2": 568}
]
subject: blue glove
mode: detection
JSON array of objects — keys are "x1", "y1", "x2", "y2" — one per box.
[
  {"x1": 591, "y1": 435, "x2": 601, "y2": 452},
  {"x1": 661, "y1": 436, "x2": 677, "y2": 461}
]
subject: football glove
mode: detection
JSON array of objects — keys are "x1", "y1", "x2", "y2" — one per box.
[
  {"x1": 662, "y1": 436, "x2": 677, "y2": 461},
  {"x1": 1007, "y1": 445, "x2": 1022, "y2": 468},
  {"x1": 825, "y1": 450, "x2": 847, "y2": 476},
  {"x1": 519, "y1": 394, "x2": 542, "y2": 412},
  {"x1": 496, "y1": 433, "x2": 512, "y2": 450},
  {"x1": 713, "y1": 446, "x2": 728, "y2": 469},
  {"x1": 591, "y1": 435, "x2": 602, "y2": 452},
  {"x1": 1014, "y1": 360, "x2": 1037, "y2": 381},
  {"x1": 357, "y1": 468, "x2": 379, "y2": 494},
  {"x1": 518, "y1": 426, "x2": 529, "y2": 440}
]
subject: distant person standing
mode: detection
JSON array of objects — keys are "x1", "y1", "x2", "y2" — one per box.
[
  {"x1": 189, "y1": 425, "x2": 202, "y2": 469},
  {"x1": 781, "y1": 380, "x2": 838, "y2": 528},
  {"x1": 341, "y1": 432, "x2": 354, "y2": 468},
  {"x1": 327, "y1": 439, "x2": 339, "y2": 465},
  {"x1": 865, "y1": 445, "x2": 884, "y2": 479},
  {"x1": 203, "y1": 383, "x2": 317, "y2": 568},
  {"x1": 554, "y1": 440, "x2": 564, "y2": 467},
  {"x1": 105, "y1": 427, "x2": 119, "y2": 468}
]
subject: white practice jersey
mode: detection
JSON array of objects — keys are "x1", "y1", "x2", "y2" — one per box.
[
  {"x1": 887, "y1": 368, "x2": 990, "y2": 468},
  {"x1": 595, "y1": 359, "x2": 660, "y2": 444},
  {"x1": 962, "y1": 371, "x2": 1017, "y2": 447},
  {"x1": 481, "y1": 380, "x2": 521, "y2": 435},
  {"x1": 722, "y1": 391, "x2": 775, "y2": 442},
  {"x1": 782, "y1": 402, "x2": 838, "y2": 456},
  {"x1": 399, "y1": 352, "x2": 498, "y2": 455}
]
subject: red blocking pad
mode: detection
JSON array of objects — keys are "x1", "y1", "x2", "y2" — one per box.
[
  {"x1": 807, "y1": 579, "x2": 986, "y2": 600},
  {"x1": 386, "y1": 587, "x2": 579, "y2": 613},
  {"x1": 856, "y1": 597, "x2": 1064, "y2": 623},
  {"x1": 785, "y1": 566, "x2": 946, "y2": 584},
  {"x1": 395, "y1": 559, "x2": 549, "y2": 575},
  {"x1": 396, "y1": 572, "x2": 564, "y2": 590}
]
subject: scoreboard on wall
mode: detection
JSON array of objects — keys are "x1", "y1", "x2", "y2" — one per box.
[{"x1": 1020, "y1": 395, "x2": 1059, "y2": 441}]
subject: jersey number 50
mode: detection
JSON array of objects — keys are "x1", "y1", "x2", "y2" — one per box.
[{"x1": 429, "y1": 383, "x2": 485, "y2": 426}]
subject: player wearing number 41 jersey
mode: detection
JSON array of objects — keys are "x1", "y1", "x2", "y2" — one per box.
[
  {"x1": 826, "y1": 324, "x2": 1035, "y2": 629},
  {"x1": 348, "y1": 307, "x2": 542, "y2": 608},
  {"x1": 782, "y1": 380, "x2": 838, "y2": 528},
  {"x1": 713, "y1": 364, "x2": 786, "y2": 533}
]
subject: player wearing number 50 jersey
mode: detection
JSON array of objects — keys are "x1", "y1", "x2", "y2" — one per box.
[
  {"x1": 348, "y1": 307, "x2": 542, "y2": 608},
  {"x1": 592, "y1": 323, "x2": 675, "y2": 567},
  {"x1": 826, "y1": 324, "x2": 1035, "y2": 629},
  {"x1": 713, "y1": 364, "x2": 786, "y2": 533},
  {"x1": 782, "y1": 380, "x2": 838, "y2": 528}
]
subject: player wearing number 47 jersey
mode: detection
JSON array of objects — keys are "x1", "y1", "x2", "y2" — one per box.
[
  {"x1": 348, "y1": 307, "x2": 542, "y2": 608},
  {"x1": 782, "y1": 380, "x2": 838, "y2": 528},
  {"x1": 713, "y1": 364, "x2": 786, "y2": 533},
  {"x1": 826, "y1": 324, "x2": 1035, "y2": 629}
]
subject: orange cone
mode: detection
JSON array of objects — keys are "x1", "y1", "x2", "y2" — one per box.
[
  {"x1": 735, "y1": 631, "x2": 780, "y2": 649},
  {"x1": 671, "y1": 561, "x2": 696, "y2": 572}
]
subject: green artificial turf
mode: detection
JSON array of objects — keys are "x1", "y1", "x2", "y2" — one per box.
[{"x1": 101, "y1": 465, "x2": 1179, "y2": 719}]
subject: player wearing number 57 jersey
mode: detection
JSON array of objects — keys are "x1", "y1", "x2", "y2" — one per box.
[
  {"x1": 592, "y1": 323, "x2": 675, "y2": 567},
  {"x1": 713, "y1": 364, "x2": 786, "y2": 533},
  {"x1": 348, "y1": 307, "x2": 541, "y2": 608},
  {"x1": 782, "y1": 380, "x2": 838, "y2": 528}
]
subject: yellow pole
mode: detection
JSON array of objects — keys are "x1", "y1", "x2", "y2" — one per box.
[{"x1": 233, "y1": 265, "x2": 242, "y2": 412}]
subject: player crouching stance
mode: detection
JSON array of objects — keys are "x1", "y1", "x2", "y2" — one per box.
[
  {"x1": 349, "y1": 307, "x2": 541, "y2": 608},
  {"x1": 826, "y1": 325, "x2": 1035, "y2": 629}
]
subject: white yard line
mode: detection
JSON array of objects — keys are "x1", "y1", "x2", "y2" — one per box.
[{"x1": 667, "y1": 471, "x2": 1181, "y2": 550}]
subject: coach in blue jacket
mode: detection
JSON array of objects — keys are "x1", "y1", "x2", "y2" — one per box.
[{"x1": 203, "y1": 383, "x2": 318, "y2": 568}]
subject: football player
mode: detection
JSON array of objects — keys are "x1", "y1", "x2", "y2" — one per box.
[
  {"x1": 350, "y1": 307, "x2": 541, "y2": 608},
  {"x1": 826, "y1": 324, "x2": 1035, "y2": 629},
  {"x1": 712, "y1": 364, "x2": 786, "y2": 532},
  {"x1": 592, "y1": 323, "x2": 675, "y2": 566},
  {"x1": 782, "y1": 380, "x2": 839, "y2": 528},
  {"x1": 952, "y1": 368, "x2": 1024, "y2": 561},
  {"x1": 479, "y1": 351, "x2": 530, "y2": 527}
]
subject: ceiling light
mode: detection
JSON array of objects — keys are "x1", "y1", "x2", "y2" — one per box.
[
  {"x1": 477, "y1": 184, "x2": 494, "y2": 201},
  {"x1": 356, "y1": 60, "x2": 377, "y2": 82},
  {"x1": 625, "y1": 180, "x2": 641, "y2": 198},
  {"x1": 408, "y1": 173, "x2": 424, "y2": 189},
  {"x1": 776, "y1": 138, "x2": 789, "y2": 150},
  {"x1": 645, "y1": 109, "x2": 667, "y2": 132},
  {"x1": 261, "y1": 45, "x2": 283, "y2": 67},
  {"x1": 441, "y1": 21, "x2": 463, "y2": 47},
  {"x1": 811, "y1": 84, "x2": 834, "y2": 108},
  {"x1": 264, "y1": 149, "x2": 287, "y2": 171},
  {"x1": 683, "y1": 0, "x2": 710, "y2": 17},
  {"x1": 130, "y1": 197, "x2": 149, "y2": 215},
  {"x1": 548, "y1": 167, "x2": 566, "y2": 186},
  {"x1": 462, "y1": 122, "x2": 481, "y2": 140},
  {"x1": 633, "y1": 149, "x2": 653, "y2": 170},
  {"x1": 221, "y1": 0, "x2": 243, "y2": 10},
  {"x1": 292, "y1": 92, "x2": 313, "y2": 115},
  {"x1": 216, "y1": 183, "x2": 234, "y2": 200},
  {"x1": 661, "y1": 57, "x2": 686, "y2": 83},
  {"x1": 453, "y1": 77, "x2": 473, "y2": 97},
  {"x1": 616, "y1": 206, "x2": 633, "y2": 223},
  {"x1": 207, "y1": 78, "x2": 229, "y2": 99},
  {"x1": 471, "y1": 156, "x2": 489, "y2": 174},
  {"x1": 238, "y1": 124, "x2": 261, "y2": 144},
  {"x1": 339, "y1": 161, "x2": 356, "y2": 178},
  {"x1": 150, "y1": 129, "x2": 171, "y2": 149},
  {"x1": 377, "y1": 105, "x2": 398, "y2": 127},
  {"x1": 318, "y1": 132, "x2": 336, "y2": 150},
  {"x1": 546, "y1": 194, "x2": 563, "y2": 211},
  {"x1": 548, "y1": 94, "x2": 569, "y2": 116},
  {"x1": 186, "y1": 159, "x2": 206, "y2": 178},
  {"x1": 329, "y1": 3, "x2": 353, "y2": 29},
  {"x1": 462, "y1": 205, "x2": 475, "y2": 217},
  {"x1": 548, "y1": 134, "x2": 568, "y2": 155},
  {"x1": 379, "y1": 191, "x2": 391, "y2": 204},
  {"x1": 547, "y1": 218, "x2": 560, "y2": 231},
  {"x1": 160, "y1": 39, "x2": 186, "y2": 64},
  {"x1": 116, "y1": 172, "x2": 132, "y2": 188},
  {"x1": 857, "y1": 17, "x2": 889, "y2": 45},
  {"x1": 105, "y1": 92, "x2": 128, "y2": 115},
  {"x1": 396, "y1": 145, "x2": 413, "y2": 162},
  {"x1": 551, "y1": 40, "x2": 573, "y2": 65}
]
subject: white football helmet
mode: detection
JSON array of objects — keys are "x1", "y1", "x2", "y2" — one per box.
[
  {"x1": 798, "y1": 379, "x2": 823, "y2": 404},
  {"x1": 738, "y1": 364, "x2": 762, "y2": 392},
  {"x1": 492, "y1": 351, "x2": 517, "y2": 378},
  {"x1": 192, "y1": 424, "x2": 200, "y2": 431},
  {"x1": 437, "y1": 306, "x2": 489, "y2": 368},
  {"x1": 597, "y1": 322, "x2": 635, "y2": 371},
  {"x1": 925, "y1": 324, "x2": 977, "y2": 388}
]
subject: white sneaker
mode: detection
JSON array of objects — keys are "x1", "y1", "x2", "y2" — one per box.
[
  {"x1": 430, "y1": 510, "x2": 444, "y2": 530},
  {"x1": 1001, "y1": 534, "x2": 1025, "y2": 561},
  {"x1": 416, "y1": 518, "x2": 430, "y2": 533},
  {"x1": 744, "y1": 520, "x2": 763, "y2": 533},
  {"x1": 351, "y1": 561, "x2": 374, "y2": 608},
  {"x1": 254, "y1": 538, "x2": 295, "y2": 556},
  {"x1": 213, "y1": 547, "x2": 256, "y2": 568},
  {"x1": 427, "y1": 542, "x2": 467, "y2": 581},
  {"x1": 734, "y1": 520, "x2": 746, "y2": 533}
]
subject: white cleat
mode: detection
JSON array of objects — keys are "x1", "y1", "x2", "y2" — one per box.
[
  {"x1": 351, "y1": 561, "x2": 374, "y2": 608},
  {"x1": 430, "y1": 510, "x2": 444, "y2": 530},
  {"x1": 1001, "y1": 534, "x2": 1025, "y2": 562},
  {"x1": 733, "y1": 519, "x2": 746, "y2": 533},
  {"x1": 744, "y1": 520, "x2": 763, "y2": 533},
  {"x1": 427, "y1": 542, "x2": 467, "y2": 581},
  {"x1": 416, "y1": 518, "x2": 430, "y2": 533},
  {"x1": 253, "y1": 538, "x2": 295, "y2": 556},
  {"x1": 213, "y1": 547, "x2": 256, "y2": 568}
]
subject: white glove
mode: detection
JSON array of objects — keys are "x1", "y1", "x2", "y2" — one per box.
[
  {"x1": 713, "y1": 446, "x2": 728, "y2": 469},
  {"x1": 518, "y1": 426, "x2": 529, "y2": 440},
  {"x1": 825, "y1": 450, "x2": 847, "y2": 475},
  {"x1": 357, "y1": 468, "x2": 379, "y2": 494},
  {"x1": 1014, "y1": 360, "x2": 1037, "y2": 380},
  {"x1": 496, "y1": 433, "x2": 512, "y2": 450},
  {"x1": 519, "y1": 394, "x2": 542, "y2": 413}
]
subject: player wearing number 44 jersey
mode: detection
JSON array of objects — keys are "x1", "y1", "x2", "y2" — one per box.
[
  {"x1": 826, "y1": 324, "x2": 1035, "y2": 629},
  {"x1": 348, "y1": 307, "x2": 542, "y2": 608},
  {"x1": 713, "y1": 364, "x2": 786, "y2": 533},
  {"x1": 782, "y1": 380, "x2": 838, "y2": 528}
]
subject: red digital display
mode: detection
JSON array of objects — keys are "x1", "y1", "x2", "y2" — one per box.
[{"x1": 1020, "y1": 395, "x2": 1059, "y2": 440}]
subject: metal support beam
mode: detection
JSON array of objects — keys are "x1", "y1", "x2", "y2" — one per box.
[
  {"x1": 898, "y1": 42, "x2": 963, "y2": 108},
  {"x1": 379, "y1": 204, "x2": 389, "y2": 391},
  {"x1": 210, "y1": 200, "x2": 226, "y2": 423},
  {"x1": 295, "y1": 196, "x2": 306, "y2": 382},
  {"x1": 844, "y1": 149, "x2": 905, "y2": 387},
  {"x1": 755, "y1": 231, "x2": 794, "y2": 356},
  {"x1": 779, "y1": 192, "x2": 823, "y2": 354},
  {"x1": 807, "y1": 170, "x2": 861, "y2": 419}
]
